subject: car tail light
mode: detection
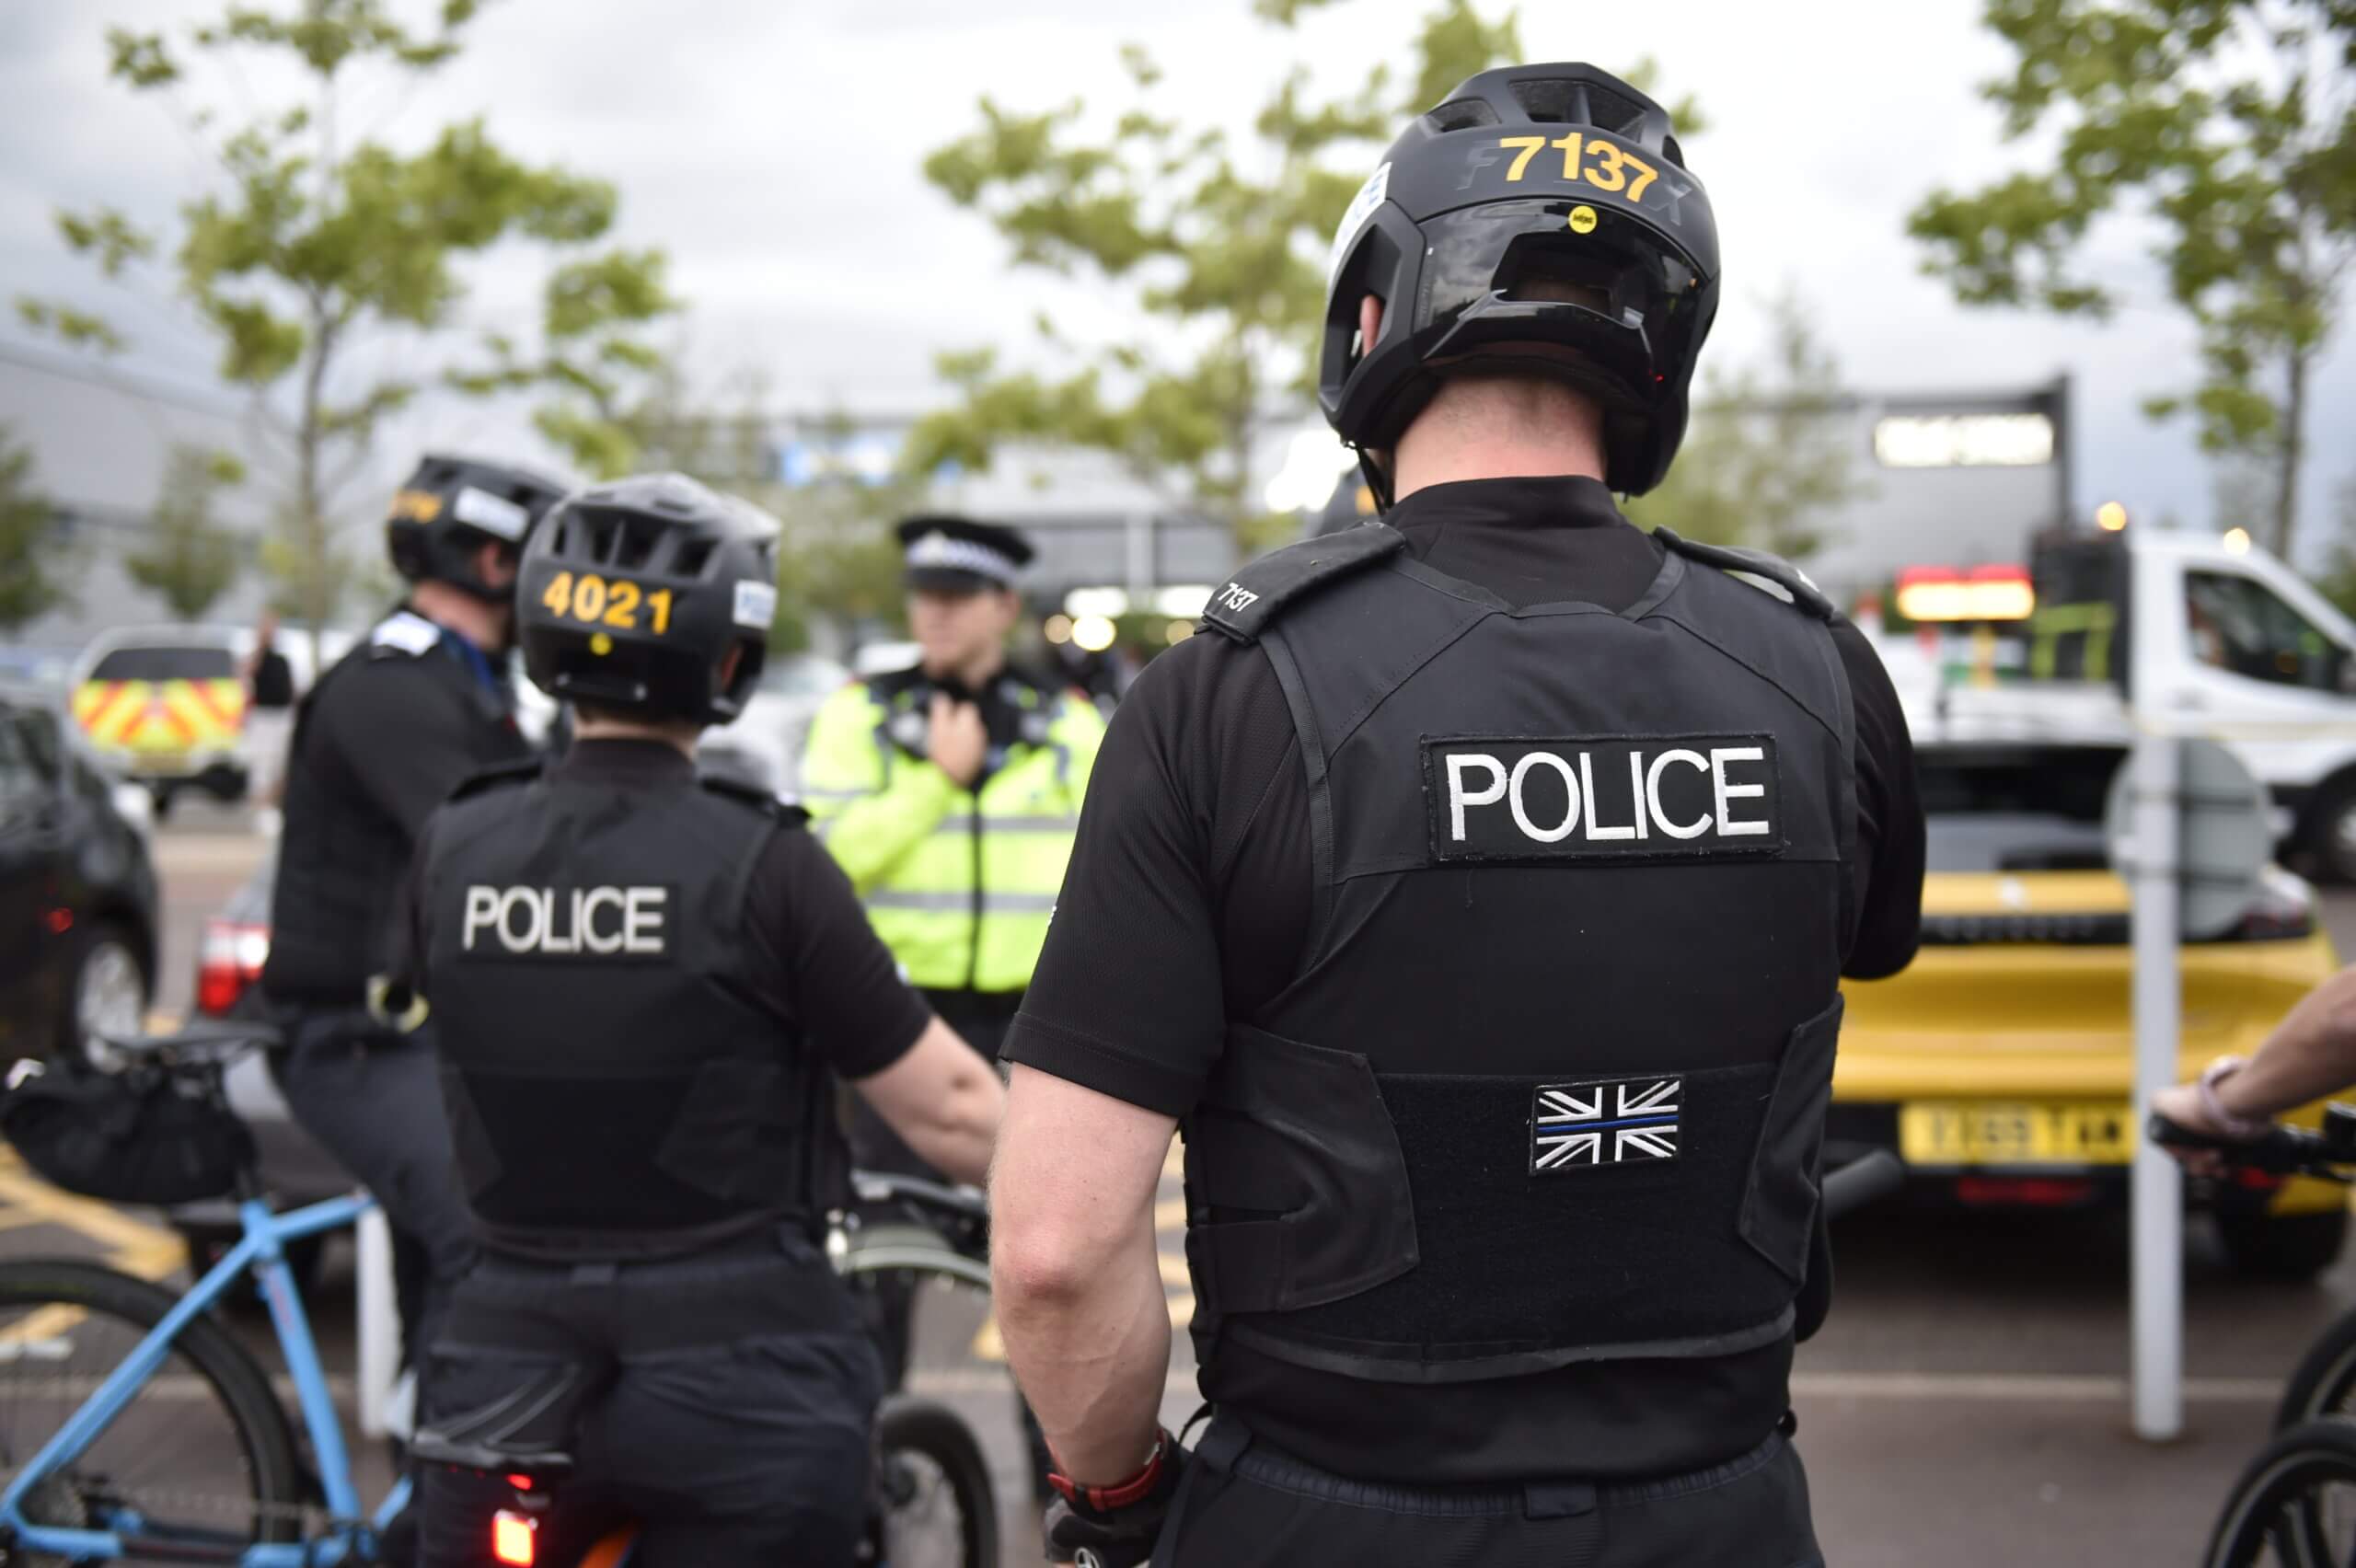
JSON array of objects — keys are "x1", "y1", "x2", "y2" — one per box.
[
  {"x1": 196, "y1": 918, "x2": 271, "y2": 1017},
  {"x1": 492, "y1": 1511, "x2": 536, "y2": 1566}
]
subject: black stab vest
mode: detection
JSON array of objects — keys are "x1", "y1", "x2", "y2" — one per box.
[
  {"x1": 265, "y1": 632, "x2": 525, "y2": 1004},
  {"x1": 419, "y1": 766, "x2": 837, "y2": 1261},
  {"x1": 1184, "y1": 525, "x2": 1854, "y2": 1384}
]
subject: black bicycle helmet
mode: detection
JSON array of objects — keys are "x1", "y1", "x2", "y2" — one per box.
[
  {"x1": 1320, "y1": 63, "x2": 1720, "y2": 502},
  {"x1": 386, "y1": 454, "x2": 571, "y2": 603},
  {"x1": 517, "y1": 472, "x2": 780, "y2": 725}
]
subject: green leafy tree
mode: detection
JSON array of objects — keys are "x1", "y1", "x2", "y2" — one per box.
[
  {"x1": 1625, "y1": 289, "x2": 1870, "y2": 562},
  {"x1": 2312, "y1": 471, "x2": 2356, "y2": 622},
  {"x1": 620, "y1": 379, "x2": 913, "y2": 652},
  {"x1": 911, "y1": 3, "x2": 1704, "y2": 556},
  {"x1": 0, "y1": 429, "x2": 73, "y2": 638},
  {"x1": 126, "y1": 447, "x2": 246, "y2": 619},
  {"x1": 1908, "y1": 1, "x2": 2356, "y2": 559},
  {"x1": 17, "y1": 0, "x2": 679, "y2": 635}
]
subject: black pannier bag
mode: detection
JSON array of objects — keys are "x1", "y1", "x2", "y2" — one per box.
[{"x1": 0, "y1": 1062, "x2": 252, "y2": 1205}]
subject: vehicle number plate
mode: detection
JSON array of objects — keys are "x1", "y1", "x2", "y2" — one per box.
[{"x1": 1898, "y1": 1102, "x2": 2135, "y2": 1167}]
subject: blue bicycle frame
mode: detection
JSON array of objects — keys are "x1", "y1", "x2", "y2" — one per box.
[{"x1": 0, "y1": 1192, "x2": 413, "y2": 1565}]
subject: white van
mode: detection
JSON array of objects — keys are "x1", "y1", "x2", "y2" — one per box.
[{"x1": 1890, "y1": 526, "x2": 2356, "y2": 879}]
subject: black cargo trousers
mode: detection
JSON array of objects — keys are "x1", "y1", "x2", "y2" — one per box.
[
  {"x1": 269, "y1": 1006, "x2": 478, "y2": 1368},
  {"x1": 419, "y1": 1228, "x2": 884, "y2": 1568},
  {"x1": 1152, "y1": 1415, "x2": 1824, "y2": 1568}
]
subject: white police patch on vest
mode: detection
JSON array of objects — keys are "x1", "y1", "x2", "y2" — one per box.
[
  {"x1": 1422, "y1": 734, "x2": 1783, "y2": 861},
  {"x1": 1531, "y1": 1076, "x2": 1682, "y2": 1173},
  {"x1": 459, "y1": 884, "x2": 673, "y2": 959}
]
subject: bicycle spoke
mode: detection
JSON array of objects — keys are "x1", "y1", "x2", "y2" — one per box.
[{"x1": 0, "y1": 1281, "x2": 293, "y2": 1551}]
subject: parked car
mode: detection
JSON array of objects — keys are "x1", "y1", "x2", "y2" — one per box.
[
  {"x1": 1836, "y1": 742, "x2": 2348, "y2": 1276},
  {"x1": 69, "y1": 626, "x2": 250, "y2": 816},
  {"x1": 0, "y1": 683, "x2": 158, "y2": 1065}
]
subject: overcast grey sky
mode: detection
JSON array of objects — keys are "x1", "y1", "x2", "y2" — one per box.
[{"x1": 3, "y1": 0, "x2": 2350, "y2": 559}]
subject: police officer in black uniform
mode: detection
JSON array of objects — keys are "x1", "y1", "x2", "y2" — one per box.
[
  {"x1": 263, "y1": 454, "x2": 567, "y2": 1377},
  {"x1": 988, "y1": 64, "x2": 1926, "y2": 1566},
  {"x1": 391, "y1": 473, "x2": 1004, "y2": 1565}
]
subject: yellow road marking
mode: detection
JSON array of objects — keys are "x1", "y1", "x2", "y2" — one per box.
[
  {"x1": 144, "y1": 1010, "x2": 182, "y2": 1034},
  {"x1": 1154, "y1": 1198, "x2": 1186, "y2": 1230},
  {"x1": 2, "y1": 1303, "x2": 91, "y2": 1345},
  {"x1": 1162, "y1": 1140, "x2": 1183, "y2": 1181},
  {"x1": 0, "y1": 1158, "x2": 186, "y2": 1284},
  {"x1": 1157, "y1": 1252, "x2": 1191, "y2": 1287}
]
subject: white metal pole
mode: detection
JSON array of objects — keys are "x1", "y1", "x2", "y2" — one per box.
[
  {"x1": 355, "y1": 1203, "x2": 399, "y2": 1439},
  {"x1": 2129, "y1": 727, "x2": 2184, "y2": 1441}
]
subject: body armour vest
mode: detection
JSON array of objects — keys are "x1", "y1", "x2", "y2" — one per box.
[
  {"x1": 418, "y1": 766, "x2": 836, "y2": 1261},
  {"x1": 265, "y1": 618, "x2": 525, "y2": 1004},
  {"x1": 1184, "y1": 525, "x2": 1855, "y2": 1384}
]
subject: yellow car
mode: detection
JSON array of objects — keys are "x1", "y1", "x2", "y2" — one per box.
[{"x1": 1836, "y1": 744, "x2": 2349, "y2": 1277}]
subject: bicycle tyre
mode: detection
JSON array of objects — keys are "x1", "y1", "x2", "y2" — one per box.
[
  {"x1": 2277, "y1": 1310, "x2": 2356, "y2": 1429},
  {"x1": 2205, "y1": 1418, "x2": 2356, "y2": 1568},
  {"x1": 0, "y1": 1259, "x2": 304, "y2": 1554},
  {"x1": 877, "y1": 1395, "x2": 999, "y2": 1568}
]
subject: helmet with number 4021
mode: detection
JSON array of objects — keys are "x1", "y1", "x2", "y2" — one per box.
[
  {"x1": 517, "y1": 472, "x2": 781, "y2": 725},
  {"x1": 1319, "y1": 63, "x2": 1720, "y2": 500}
]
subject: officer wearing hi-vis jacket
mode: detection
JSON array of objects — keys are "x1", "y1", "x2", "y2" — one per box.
[
  {"x1": 986, "y1": 63, "x2": 1926, "y2": 1567},
  {"x1": 800, "y1": 515, "x2": 1105, "y2": 1064}
]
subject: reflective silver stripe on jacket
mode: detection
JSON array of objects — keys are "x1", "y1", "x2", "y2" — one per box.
[
  {"x1": 863, "y1": 891, "x2": 1061, "y2": 915},
  {"x1": 927, "y1": 813, "x2": 1080, "y2": 836}
]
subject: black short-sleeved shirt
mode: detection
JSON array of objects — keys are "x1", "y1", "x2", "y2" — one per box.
[
  {"x1": 398, "y1": 739, "x2": 931, "y2": 1085},
  {"x1": 1002, "y1": 475, "x2": 1926, "y2": 1482}
]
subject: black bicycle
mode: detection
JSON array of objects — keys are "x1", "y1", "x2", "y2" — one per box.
[{"x1": 2153, "y1": 1105, "x2": 2356, "y2": 1568}]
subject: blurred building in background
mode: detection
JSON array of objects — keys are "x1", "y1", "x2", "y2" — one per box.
[
  {"x1": 0, "y1": 344, "x2": 282, "y2": 660},
  {"x1": 1800, "y1": 375, "x2": 2073, "y2": 596},
  {"x1": 1, "y1": 352, "x2": 2076, "y2": 669}
]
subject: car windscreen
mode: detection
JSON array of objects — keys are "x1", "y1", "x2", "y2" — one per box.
[
  {"x1": 87, "y1": 646, "x2": 237, "y2": 683},
  {"x1": 1918, "y1": 746, "x2": 2123, "y2": 874}
]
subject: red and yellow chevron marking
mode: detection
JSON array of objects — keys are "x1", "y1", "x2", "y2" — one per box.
[{"x1": 72, "y1": 678, "x2": 246, "y2": 753}]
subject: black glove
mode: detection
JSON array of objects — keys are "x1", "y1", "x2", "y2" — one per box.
[{"x1": 1042, "y1": 1428, "x2": 1186, "y2": 1567}]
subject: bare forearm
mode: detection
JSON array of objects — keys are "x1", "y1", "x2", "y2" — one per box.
[
  {"x1": 897, "y1": 1071, "x2": 1002, "y2": 1186},
  {"x1": 996, "y1": 1217, "x2": 1170, "y2": 1483},
  {"x1": 857, "y1": 1020, "x2": 1006, "y2": 1186},
  {"x1": 2220, "y1": 966, "x2": 2356, "y2": 1121}
]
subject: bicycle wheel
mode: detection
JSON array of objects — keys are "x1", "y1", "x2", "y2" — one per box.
[
  {"x1": 0, "y1": 1260, "x2": 304, "y2": 1560},
  {"x1": 2205, "y1": 1418, "x2": 2356, "y2": 1568},
  {"x1": 875, "y1": 1396, "x2": 999, "y2": 1568},
  {"x1": 2278, "y1": 1311, "x2": 2356, "y2": 1428}
]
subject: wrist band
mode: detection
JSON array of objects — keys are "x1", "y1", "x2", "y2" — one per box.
[
  {"x1": 1048, "y1": 1428, "x2": 1170, "y2": 1515},
  {"x1": 2199, "y1": 1057, "x2": 2273, "y2": 1140}
]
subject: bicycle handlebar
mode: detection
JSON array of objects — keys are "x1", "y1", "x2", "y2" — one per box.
[
  {"x1": 2147, "y1": 1112, "x2": 2353, "y2": 1180},
  {"x1": 849, "y1": 1170, "x2": 988, "y2": 1223},
  {"x1": 1822, "y1": 1149, "x2": 1905, "y2": 1219}
]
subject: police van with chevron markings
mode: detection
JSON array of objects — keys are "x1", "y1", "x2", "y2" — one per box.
[{"x1": 68, "y1": 627, "x2": 250, "y2": 815}]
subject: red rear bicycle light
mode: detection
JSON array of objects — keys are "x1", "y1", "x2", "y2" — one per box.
[{"x1": 492, "y1": 1510, "x2": 537, "y2": 1565}]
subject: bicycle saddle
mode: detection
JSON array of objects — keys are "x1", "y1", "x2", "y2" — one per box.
[{"x1": 94, "y1": 1018, "x2": 283, "y2": 1065}]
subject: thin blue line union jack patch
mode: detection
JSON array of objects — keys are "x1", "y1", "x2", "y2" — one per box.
[{"x1": 1530, "y1": 1077, "x2": 1682, "y2": 1173}]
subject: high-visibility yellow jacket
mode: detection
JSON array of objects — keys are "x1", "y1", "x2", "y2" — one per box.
[{"x1": 801, "y1": 666, "x2": 1104, "y2": 995}]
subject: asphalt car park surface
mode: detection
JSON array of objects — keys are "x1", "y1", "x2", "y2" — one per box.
[{"x1": 16, "y1": 812, "x2": 2356, "y2": 1564}]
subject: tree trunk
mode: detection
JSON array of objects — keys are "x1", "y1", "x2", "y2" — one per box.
[
  {"x1": 2275, "y1": 344, "x2": 2308, "y2": 561},
  {"x1": 298, "y1": 311, "x2": 335, "y2": 674}
]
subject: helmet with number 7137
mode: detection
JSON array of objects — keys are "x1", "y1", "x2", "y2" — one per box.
[{"x1": 1319, "y1": 63, "x2": 1720, "y2": 502}]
